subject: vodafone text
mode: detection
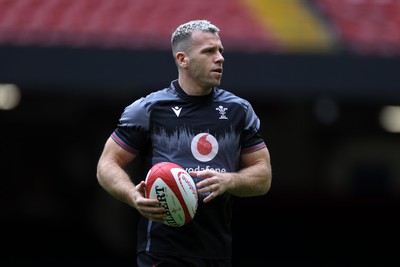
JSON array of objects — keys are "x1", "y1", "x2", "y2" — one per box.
[{"x1": 185, "y1": 166, "x2": 227, "y2": 173}]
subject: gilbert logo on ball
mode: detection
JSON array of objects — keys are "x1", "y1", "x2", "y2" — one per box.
[{"x1": 145, "y1": 162, "x2": 198, "y2": 227}]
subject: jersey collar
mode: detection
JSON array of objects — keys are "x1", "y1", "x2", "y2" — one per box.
[{"x1": 172, "y1": 80, "x2": 215, "y2": 102}]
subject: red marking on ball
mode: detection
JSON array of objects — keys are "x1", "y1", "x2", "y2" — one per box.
[{"x1": 145, "y1": 162, "x2": 198, "y2": 227}]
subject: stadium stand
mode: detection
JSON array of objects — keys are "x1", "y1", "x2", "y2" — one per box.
[
  {"x1": 0, "y1": 0, "x2": 399, "y2": 56},
  {"x1": 0, "y1": 0, "x2": 280, "y2": 52},
  {"x1": 242, "y1": 0, "x2": 336, "y2": 53},
  {"x1": 315, "y1": 0, "x2": 400, "y2": 56}
]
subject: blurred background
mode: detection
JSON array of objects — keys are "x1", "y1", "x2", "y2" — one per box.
[{"x1": 1, "y1": 0, "x2": 400, "y2": 266}]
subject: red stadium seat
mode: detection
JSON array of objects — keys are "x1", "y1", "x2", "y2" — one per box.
[
  {"x1": 0, "y1": 0, "x2": 398, "y2": 55},
  {"x1": 315, "y1": 0, "x2": 400, "y2": 56}
]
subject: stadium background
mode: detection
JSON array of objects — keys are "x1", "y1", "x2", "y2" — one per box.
[{"x1": 1, "y1": 0, "x2": 400, "y2": 266}]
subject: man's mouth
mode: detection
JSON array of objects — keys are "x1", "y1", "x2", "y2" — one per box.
[{"x1": 212, "y1": 68, "x2": 222, "y2": 73}]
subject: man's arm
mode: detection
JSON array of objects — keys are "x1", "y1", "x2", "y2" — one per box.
[
  {"x1": 230, "y1": 147, "x2": 272, "y2": 196},
  {"x1": 96, "y1": 137, "x2": 138, "y2": 207},
  {"x1": 96, "y1": 137, "x2": 166, "y2": 221}
]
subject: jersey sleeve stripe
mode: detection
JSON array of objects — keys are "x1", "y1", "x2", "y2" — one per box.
[
  {"x1": 111, "y1": 132, "x2": 140, "y2": 155},
  {"x1": 241, "y1": 142, "x2": 266, "y2": 154}
]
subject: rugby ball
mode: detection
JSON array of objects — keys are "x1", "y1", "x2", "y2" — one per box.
[{"x1": 145, "y1": 162, "x2": 198, "y2": 227}]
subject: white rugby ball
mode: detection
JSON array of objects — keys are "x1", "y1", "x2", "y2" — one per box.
[{"x1": 145, "y1": 162, "x2": 198, "y2": 227}]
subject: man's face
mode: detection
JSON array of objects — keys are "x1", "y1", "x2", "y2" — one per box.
[{"x1": 186, "y1": 30, "x2": 225, "y2": 89}]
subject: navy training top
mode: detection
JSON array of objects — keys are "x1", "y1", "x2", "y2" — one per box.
[{"x1": 111, "y1": 80, "x2": 267, "y2": 259}]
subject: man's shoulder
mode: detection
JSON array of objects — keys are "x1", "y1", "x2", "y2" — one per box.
[
  {"x1": 120, "y1": 85, "x2": 176, "y2": 121},
  {"x1": 142, "y1": 85, "x2": 177, "y2": 103},
  {"x1": 214, "y1": 87, "x2": 250, "y2": 107},
  {"x1": 127, "y1": 85, "x2": 176, "y2": 109}
]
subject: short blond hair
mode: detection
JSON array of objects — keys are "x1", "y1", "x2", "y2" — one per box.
[{"x1": 171, "y1": 20, "x2": 220, "y2": 55}]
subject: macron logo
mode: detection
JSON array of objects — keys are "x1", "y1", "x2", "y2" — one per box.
[{"x1": 172, "y1": 106, "x2": 182, "y2": 117}]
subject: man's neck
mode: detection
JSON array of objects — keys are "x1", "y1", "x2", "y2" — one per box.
[{"x1": 178, "y1": 77, "x2": 212, "y2": 96}]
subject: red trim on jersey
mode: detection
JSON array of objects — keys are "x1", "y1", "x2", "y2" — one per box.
[
  {"x1": 111, "y1": 132, "x2": 140, "y2": 155},
  {"x1": 241, "y1": 142, "x2": 266, "y2": 154}
]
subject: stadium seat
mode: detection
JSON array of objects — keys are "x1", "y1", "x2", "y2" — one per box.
[{"x1": 0, "y1": 0, "x2": 399, "y2": 55}]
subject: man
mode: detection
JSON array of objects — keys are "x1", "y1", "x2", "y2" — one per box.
[{"x1": 96, "y1": 19, "x2": 272, "y2": 266}]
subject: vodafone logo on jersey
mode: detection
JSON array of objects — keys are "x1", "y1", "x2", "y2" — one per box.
[{"x1": 191, "y1": 133, "x2": 219, "y2": 162}]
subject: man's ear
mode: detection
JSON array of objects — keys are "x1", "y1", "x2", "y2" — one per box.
[{"x1": 176, "y1": 52, "x2": 188, "y2": 68}]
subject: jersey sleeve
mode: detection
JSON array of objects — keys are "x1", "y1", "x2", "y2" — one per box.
[
  {"x1": 111, "y1": 97, "x2": 150, "y2": 155},
  {"x1": 240, "y1": 101, "x2": 266, "y2": 154}
]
